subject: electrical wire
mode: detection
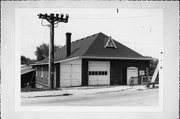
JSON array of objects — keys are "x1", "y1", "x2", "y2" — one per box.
[
  {"x1": 71, "y1": 15, "x2": 157, "y2": 20},
  {"x1": 54, "y1": 21, "x2": 60, "y2": 28},
  {"x1": 41, "y1": 19, "x2": 59, "y2": 28},
  {"x1": 41, "y1": 19, "x2": 51, "y2": 27}
]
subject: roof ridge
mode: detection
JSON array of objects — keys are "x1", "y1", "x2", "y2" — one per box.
[
  {"x1": 113, "y1": 40, "x2": 144, "y2": 57},
  {"x1": 83, "y1": 32, "x2": 102, "y2": 56},
  {"x1": 70, "y1": 32, "x2": 100, "y2": 44}
]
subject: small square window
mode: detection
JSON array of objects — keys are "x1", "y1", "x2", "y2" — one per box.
[
  {"x1": 92, "y1": 71, "x2": 95, "y2": 75},
  {"x1": 95, "y1": 71, "x2": 98, "y2": 75},
  {"x1": 89, "y1": 71, "x2": 91, "y2": 75},
  {"x1": 102, "y1": 71, "x2": 105, "y2": 75},
  {"x1": 41, "y1": 67, "x2": 44, "y2": 79},
  {"x1": 105, "y1": 71, "x2": 107, "y2": 75},
  {"x1": 99, "y1": 71, "x2": 102, "y2": 75}
]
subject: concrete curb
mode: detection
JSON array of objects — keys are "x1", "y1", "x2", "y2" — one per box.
[
  {"x1": 21, "y1": 86, "x2": 147, "y2": 98},
  {"x1": 21, "y1": 91, "x2": 71, "y2": 98}
]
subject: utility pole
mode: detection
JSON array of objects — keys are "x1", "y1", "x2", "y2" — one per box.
[{"x1": 38, "y1": 13, "x2": 69, "y2": 89}]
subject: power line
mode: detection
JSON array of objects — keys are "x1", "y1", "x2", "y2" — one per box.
[{"x1": 71, "y1": 15, "x2": 157, "y2": 20}]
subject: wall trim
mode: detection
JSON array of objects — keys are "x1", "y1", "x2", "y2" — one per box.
[
  {"x1": 80, "y1": 56, "x2": 151, "y2": 60},
  {"x1": 55, "y1": 56, "x2": 80, "y2": 63},
  {"x1": 21, "y1": 69, "x2": 35, "y2": 75},
  {"x1": 31, "y1": 56, "x2": 80, "y2": 66}
]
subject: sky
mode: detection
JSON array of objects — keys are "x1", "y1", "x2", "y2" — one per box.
[{"x1": 16, "y1": 8, "x2": 163, "y2": 60}]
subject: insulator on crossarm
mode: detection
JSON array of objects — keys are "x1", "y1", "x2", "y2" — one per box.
[
  {"x1": 45, "y1": 13, "x2": 48, "y2": 18},
  {"x1": 61, "y1": 14, "x2": 64, "y2": 19},
  {"x1": 65, "y1": 14, "x2": 69, "y2": 23},
  {"x1": 56, "y1": 14, "x2": 59, "y2": 17},
  {"x1": 38, "y1": 13, "x2": 42, "y2": 18},
  {"x1": 66, "y1": 14, "x2": 69, "y2": 19}
]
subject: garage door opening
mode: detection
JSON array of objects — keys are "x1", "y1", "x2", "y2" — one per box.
[
  {"x1": 60, "y1": 64, "x2": 81, "y2": 87},
  {"x1": 88, "y1": 61, "x2": 110, "y2": 86}
]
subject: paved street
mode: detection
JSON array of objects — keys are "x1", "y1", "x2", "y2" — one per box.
[{"x1": 21, "y1": 88, "x2": 158, "y2": 106}]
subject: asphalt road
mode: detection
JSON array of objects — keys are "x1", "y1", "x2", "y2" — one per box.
[{"x1": 21, "y1": 88, "x2": 158, "y2": 106}]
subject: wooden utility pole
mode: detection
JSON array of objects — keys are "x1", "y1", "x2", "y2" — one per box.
[{"x1": 38, "y1": 13, "x2": 69, "y2": 89}]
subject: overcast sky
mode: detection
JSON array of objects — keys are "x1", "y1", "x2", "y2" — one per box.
[{"x1": 16, "y1": 8, "x2": 163, "y2": 60}]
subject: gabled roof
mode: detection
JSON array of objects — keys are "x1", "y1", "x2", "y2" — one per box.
[{"x1": 34, "y1": 32, "x2": 150, "y2": 65}]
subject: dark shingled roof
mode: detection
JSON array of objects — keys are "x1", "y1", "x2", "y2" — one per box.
[{"x1": 34, "y1": 32, "x2": 148, "y2": 65}]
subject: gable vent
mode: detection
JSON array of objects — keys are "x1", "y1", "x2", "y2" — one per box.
[{"x1": 104, "y1": 36, "x2": 117, "y2": 49}]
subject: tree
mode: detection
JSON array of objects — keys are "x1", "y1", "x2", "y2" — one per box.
[
  {"x1": 149, "y1": 58, "x2": 159, "y2": 76},
  {"x1": 21, "y1": 55, "x2": 27, "y2": 64},
  {"x1": 145, "y1": 56, "x2": 159, "y2": 76},
  {"x1": 21, "y1": 55, "x2": 36, "y2": 65},
  {"x1": 34, "y1": 43, "x2": 61, "y2": 61}
]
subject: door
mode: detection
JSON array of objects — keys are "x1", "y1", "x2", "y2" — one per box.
[
  {"x1": 88, "y1": 61, "x2": 110, "y2": 85},
  {"x1": 127, "y1": 67, "x2": 138, "y2": 85},
  {"x1": 60, "y1": 64, "x2": 81, "y2": 87}
]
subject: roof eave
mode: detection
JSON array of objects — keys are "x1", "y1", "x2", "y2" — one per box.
[
  {"x1": 80, "y1": 56, "x2": 152, "y2": 60},
  {"x1": 31, "y1": 56, "x2": 80, "y2": 66},
  {"x1": 21, "y1": 69, "x2": 35, "y2": 75},
  {"x1": 31, "y1": 63, "x2": 48, "y2": 66}
]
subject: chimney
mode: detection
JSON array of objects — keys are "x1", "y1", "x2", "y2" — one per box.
[{"x1": 66, "y1": 32, "x2": 71, "y2": 57}]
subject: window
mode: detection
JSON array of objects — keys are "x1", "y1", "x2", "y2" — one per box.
[
  {"x1": 89, "y1": 71, "x2": 92, "y2": 75},
  {"x1": 105, "y1": 71, "x2": 107, "y2": 75},
  {"x1": 88, "y1": 71, "x2": 108, "y2": 75},
  {"x1": 41, "y1": 67, "x2": 43, "y2": 79},
  {"x1": 139, "y1": 70, "x2": 145, "y2": 76},
  {"x1": 102, "y1": 71, "x2": 105, "y2": 75},
  {"x1": 35, "y1": 67, "x2": 37, "y2": 77},
  {"x1": 92, "y1": 71, "x2": 95, "y2": 75}
]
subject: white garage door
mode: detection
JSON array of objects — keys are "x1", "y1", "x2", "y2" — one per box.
[
  {"x1": 88, "y1": 61, "x2": 110, "y2": 85},
  {"x1": 60, "y1": 64, "x2": 81, "y2": 87}
]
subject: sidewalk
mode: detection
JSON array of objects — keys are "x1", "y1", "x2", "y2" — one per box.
[{"x1": 21, "y1": 85, "x2": 147, "y2": 98}]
